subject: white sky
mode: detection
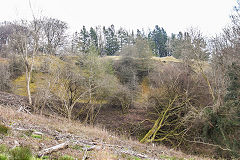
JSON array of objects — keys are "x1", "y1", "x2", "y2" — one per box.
[{"x1": 0, "y1": 0, "x2": 237, "y2": 36}]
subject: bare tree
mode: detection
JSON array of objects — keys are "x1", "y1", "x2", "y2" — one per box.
[
  {"x1": 78, "y1": 46, "x2": 119, "y2": 124},
  {"x1": 9, "y1": 19, "x2": 42, "y2": 105},
  {"x1": 41, "y1": 17, "x2": 68, "y2": 54},
  {"x1": 40, "y1": 49, "x2": 118, "y2": 122},
  {"x1": 114, "y1": 38, "x2": 153, "y2": 105},
  {"x1": 0, "y1": 63, "x2": 11, "y2": 91},
  {"x1": 0, "y1": 22, "x2": 14, "y2": 57}
]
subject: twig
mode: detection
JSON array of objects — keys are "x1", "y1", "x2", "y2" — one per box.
[
  {"x1": 185, "y1": 139, "x2": 232, "y2": 151},
  {"x1": 82, "y1": 148, "x2": 88, "y2": 160}
]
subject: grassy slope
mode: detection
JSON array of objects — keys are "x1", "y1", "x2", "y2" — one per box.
[
  {"x1": 11, "y1": 55, "x2": 182, "y2": 96},
  {"x1": 0, "y1": 105, "x2": 210, "y2": 160}
]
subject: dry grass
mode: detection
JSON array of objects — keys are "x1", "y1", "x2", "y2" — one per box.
[
  {"x1": 0, "y1": 57, "x2": 8, "y2": 63},
  {"x1": 0, "y1": 105, "x2": 212, "y2": 160},
  {"x1": 90, "y1": 149, "x2": 118, "y2": 160},
  {"x1": 151, "y1": 56, "x2": 181, "y2": 63},
  {"x1": 101, "y1": 56, "x2": 122, "y2": 61},
  {"x1": 0, "y1": 105, "x2": 109, "y2": 140},
  {"x1": 102, "y1": 55, "x2": 182, "y2": 63}
]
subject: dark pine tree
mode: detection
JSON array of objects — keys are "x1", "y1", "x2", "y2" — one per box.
[
  {"x1": 89, "y1": 27, "x2": 98, "y2": 50},
  {"x1": 148, "y1": 25, "x2": 168, "y2": 57},
  {"x1": 80, "y1": 25, "x2": 90, "y2": 53},
  {"x1": 103, "y1": 25, "x2": 119, "y2": 55}
]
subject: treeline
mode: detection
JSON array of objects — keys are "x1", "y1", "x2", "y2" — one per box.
[{"x1": 0, "y1": 18, "x2": 170, "y2": 57}]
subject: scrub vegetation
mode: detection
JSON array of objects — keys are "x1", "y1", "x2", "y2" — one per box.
[{"x1": 0, "y1": 2, "x2": 240, "y2": 159}]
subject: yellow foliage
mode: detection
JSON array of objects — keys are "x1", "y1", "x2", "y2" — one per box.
[
  {"x1": 12, "y1": 74, "x2": 36, "y2": 96},
  {"x1": 12, "y1": 72, "x2": 50, "y2": 96},
  {"x1": 138, "y1": 77, "x2": 150, "y2": 103}
]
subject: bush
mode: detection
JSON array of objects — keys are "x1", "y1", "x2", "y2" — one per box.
[
  {"x1": 141, "y1": 63, "x2": 213, "y2": 147},
  {"x1": 9, "y1": 147, "x2": 32, "y2": 160},
  {"x1": 0, "y1": 145, "x2": 8, "y2": 154},
  {"x1": 201, "y1": 63, "x2": 240, "y2": 158},
  {"x1": 202, "y1": 107, "x2": 240, "y2": 158},
  {"x1": 8, "y1": 56, "x2": 25, "y2": 79},
  {"x1": 0, "y1": 124, "x2": 10, "y2": 135},
  {"x1": 108, "y1": 84, "x2": 132, "y2": 113}
]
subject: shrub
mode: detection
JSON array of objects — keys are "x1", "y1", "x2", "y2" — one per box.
[
  {"x1": 201, "y1": 63, "x2": 240, "y2": 158},
  {"x1": 141, "y1": 63, "x2": 212, "y2": 146},
  {"x1": 8, "y1": 56, "x2": 25, "y2": 79},
  {"x1": 0, "y1": 145, "x2": 8, "y2": 154},
  {"x1": 9, "y1": 147, "x2": 32, "y2": 160},
  {"x1": 0, "y1": 124, "x2": 10, "y2": 135},
  {"x1": 202, "y1": 107, "x2": 240, "y2": 158}
]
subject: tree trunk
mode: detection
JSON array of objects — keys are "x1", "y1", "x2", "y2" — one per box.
[
  {"x1": 67, "y1": 105, "x2": 72, "y2": 121},
  {"x1": 26, "y1": 67, "x2": 32, "y2": 105}
]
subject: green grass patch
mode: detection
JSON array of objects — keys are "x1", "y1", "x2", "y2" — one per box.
[
  {"x1": 41, "y1": 155, "x2": 49, "y2": 159},
  {"x1": 31, "y1": 134, "x2": 42, "y2": 139},
  {"x1": 9, "y1": 146, "x2": 32, "y2": 160},
  {"x1": 0, "y1": 145, "x2": 37, "y2": 160},
  {"x1": 0, "y1": 153, "x2": 8, "y2": 160},
  {"x1": 58, "y1": 155, "x2": 75, "y2": 160},
  {"x1": 70, "y1": 144, "x2": 82, "y2": 150},
  {"x1": 0, "y1": 145, "x2": 8, "y2": 154}
]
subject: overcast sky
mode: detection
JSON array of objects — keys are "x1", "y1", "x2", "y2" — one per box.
[{"x1": 0, "y1": 0, "x2": 237, "y2": 36}]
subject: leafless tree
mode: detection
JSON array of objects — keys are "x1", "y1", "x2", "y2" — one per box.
[
  {"x1": 41, "y1": 17, "x2": 68, "y2": 54},
  {"x1": 9, "y1": 19, "x2": 42, "y2": 105},
  {"x1": 0, "y1": 63, "x2": 11, "y2": 91},
  {"x1": 0, "y1": 22, "x2": 14, "y2": 57}
]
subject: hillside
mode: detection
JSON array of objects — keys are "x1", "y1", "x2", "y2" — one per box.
[
  {"x1": 1, "y1": 3, "x2": 240, "y2": 159},
  {"x1": 1, "y1": 55, "x2": 218, "y2": 160},
  {"x1": 0, "y1": 94, "x2": 209, "y2": 160}
]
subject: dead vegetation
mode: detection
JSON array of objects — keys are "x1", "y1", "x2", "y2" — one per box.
[{"x1": 0, "y1": 104, "x2": 210, "y2": 160}]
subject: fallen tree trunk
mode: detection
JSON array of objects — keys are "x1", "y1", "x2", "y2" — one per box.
[{"x1": 38, "y1": 142, "x2": 69, "y2": 157}]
